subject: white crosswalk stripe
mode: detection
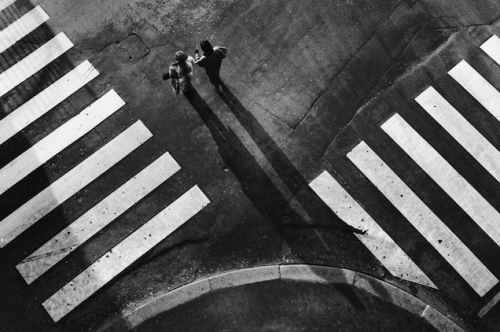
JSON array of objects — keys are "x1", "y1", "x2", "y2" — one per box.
[
  {"x1": 415, "y1": 86, "x2": 500, "y2": 183},
  {"x1": 0, "y1": 60, "x2": 99, "y2": 146},
  {"x1": 481, "y1": 35, "x2": 500, "y2": 66},
  {"x1": 43, "y1": 185, "x2": 210, "y2": 322},
  {"x1": 381, "y1": 114, "x2": 500, "y2": 249},
  {"x1": 0, "y1": 6, "x2": 49, "y2": 54},
  {"x1": 347, "y1": 141, "x2": 498, "y2": 297},
  {"x1": 0, "y1": 89, "x2": 125, "y2": 196},
  {"x1": 0, "y1": 0, "x2": 16, "y2": 12},
  {"x1": 449, "y1": 60, "x2": 500, "y2": 122},
  {"x1": 16, "y1": 152, "x2": 181, "y2": 284},
  {"x1": 310, "y1": 170, "x2": 437, "y2": 288},
  {"x1": 0, "y1": 121, "x2": 152, "y2": 247},
  {"x1": 0, "y1": 32, "x2": 73, "y2": 98}
]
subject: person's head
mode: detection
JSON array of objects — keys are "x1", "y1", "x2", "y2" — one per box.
[
  {"x1": 175, "y1": 51, "x2": 188, "y2": 63},
  {"x1": 200, "y1": 40, "x2": 214, "y2": 56}
]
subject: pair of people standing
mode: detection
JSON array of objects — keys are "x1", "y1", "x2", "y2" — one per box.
[{"x1": 165, "y1": 40, "x2": 226, "y2": 94}]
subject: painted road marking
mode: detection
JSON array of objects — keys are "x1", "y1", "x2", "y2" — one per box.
[
  {"x1": 382, "y1": 114, "x2": 500, "y2": 249},
  {"x1": 0, "y1": 6, "x2": 49, "y2": 54},
  {"x1": 42, "y1": 185, "x2": 210, "y2": 322},
  {"x1": 481, "y1": 35, "x2": 500, "y2": 66},
  {"x1": 347, "y1": 141, "x2": 498, "y2": 297},
  {"x1": 16, "y1": 152, "x2": 181, "y2": 284},
  {"x1": 416, "y1": 87, "x2": 500, "y2": 183},
  {"x1": 0, "y1": 89, "x2": 124, "y2": 196},
  {"x1": 0, "y1": 32, "x2": 73, "y2": 98},
  {"x1": 448, "y1": 60, "x2": 500, "y2": 122},
  {"x1": 309, "y1": 170, "x2": 437, "y2": 288},
  {"x1": 479, "y1": 290, "x2": 500, "y2": 318},
  {"x1": 0, "y1": 60, "x2": 99, "y2": 146},
  {"x1": 0, "y1": 121, "x2": 152, "y2": 248},
  {"x1": 0, "y1": 0, "x2": 16, "y2": 12}
]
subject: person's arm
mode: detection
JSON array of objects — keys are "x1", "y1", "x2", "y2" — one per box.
[
  {"x1": 195, "y1": 55, "x2": 207, "y2": 67},
  {"x1": 214, "y1": 46, "x2": 227, "y2": 59}
]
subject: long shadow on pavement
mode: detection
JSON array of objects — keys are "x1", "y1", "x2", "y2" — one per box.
[
  {"x1": 217, "y1": 82, "x2": 362, "y2": 234},
  {"x1": 184, "y1": 87, "x2": 290, "y2": 233},
  {"x1": 183, "y1": 85, "x2": 373, "y2": 316}
]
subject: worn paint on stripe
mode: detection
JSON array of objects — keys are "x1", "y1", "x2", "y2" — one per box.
[
  {"x1": 0, "y1": 6, "x2": 49, "y2": 54},
  {"x1": 0, "y1": 0, "x2": 16, "y2": 12},
  {"x1": 382, "y1": 114, "x2": 500, "y2": 248},
  {"x1": 416, "y1": 87, "x2": 500, "y2": 183},
  {"x1": 0, "y1": 32, "x2": 73, "y2": 98},
  {"x1": 347, "y1": 141, "x2": 498, "y2": 297},
  {"x1": 0, "y1": 90, "x2": 124, "y2": 196},
  {"x1": 0, "y1": 121, "x2": 152, "y2": 248},
  {"x1": 309, "y1": 170, "x2": 437, "y2": 288},
  {"x1": 16, "y1": 152, "x2": 181, "y2": 284},
  {"x1": 481, "y1": 35, "x2": 500, "y2": 66},
  {"x1": 43, "y1": 185, "x2": 210, "y2": 322},
  {"x1": 0, "y1": 60, "x2": 99, "y2": 146},
  {"x1": 479, "y1": 290, "x2": 500, "y2": 318},
  {"x1": 449, "y1": 60, "x2": 500, "y2": 122}
]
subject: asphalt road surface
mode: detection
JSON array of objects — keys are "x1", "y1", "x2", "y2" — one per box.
[{"x1": 1, "y1": 0, "x2": 500, "y2": 331}]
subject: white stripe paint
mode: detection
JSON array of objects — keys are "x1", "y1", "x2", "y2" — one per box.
[
  {"x1": 381, "y1": 114, "x2": 500, "y2": 249},
  {"x1": 0, "y1": 32, "x2": 73, "y2": 98},
  {"x1": 43, "y1": 185, "x2": 210, "y2": 322},
  {"x1": 0, "y1": 0, "x2": 16, "y2": 12},
  {"x1": 0, "y1": 121, "x2": 152, "y2": 248},
  {"x1": 416, "y1": 87, "x2": 500, "y2": 183},
  {"x1": 0, "y1": 60, "x2": 99, "y2": 146},
  {"x1": 309, "y1": 170, "x2": 437, "y2": 289},
  {"x1": 448, "y1": 60, "x2": 500, "y2": 122},
  {"x1": 347, "y1": 141, "x2": 498, "y2": 297},
  {"x1": 0, "y1": 89, "x2": 124, "y2": 196},
  {"x1": 0, "y1": 6, "x2": 49, "y2": 54},
  {"x1": 481, "y1": 35, "x2": 500, "y2": 66},
  {"x1": 16, "y1": 152, "x2": 181, "y2": 284},
  {"x1": 479, "y1": 290, "x2": 500, "y2": 318}
]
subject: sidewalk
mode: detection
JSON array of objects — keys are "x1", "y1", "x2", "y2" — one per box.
[{"x1": 98, "y1": 265, "x2": 465, "y2": 332}]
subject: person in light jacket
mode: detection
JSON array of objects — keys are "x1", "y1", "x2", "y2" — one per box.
[
  {"x1": 175, "y1": 51, "x2": 195, "y2": 94},
  {"x1": 195, "y1": 40, "x2": 227, "y2": 93}
]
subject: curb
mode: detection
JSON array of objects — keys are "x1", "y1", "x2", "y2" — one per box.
[{"x1": 97, "y1": 264, "x2": 466, "y2": 332}]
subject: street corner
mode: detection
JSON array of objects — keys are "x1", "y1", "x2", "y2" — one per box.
[
  {"x1": 98, "y1": 265, "x2": 466, "y2": 332},
  {"x1": 2, "y1": 0, "x2": 500, "y2": 331}
]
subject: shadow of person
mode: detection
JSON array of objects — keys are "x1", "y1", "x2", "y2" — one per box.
[
  {"x1": 216, "y1": 82, "x2": 363, "y2": 234},
  {"x1": 181, "y1": 85, "x2": 385, "y2": 325},
  {"x1": 184, "y1": 87, "x2": 292, "y2": 233}
]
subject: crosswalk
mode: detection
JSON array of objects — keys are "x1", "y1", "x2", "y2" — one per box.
[
  {"x1": 0, "y1": 60, "x2": 99, "y2": 146},
  {"x1": 5, "y1": 0, "x2": 500, "y2": 325},
  {"x1": 310, "y1": 34, "x2": 500, "y2": 317},
  {"x1": 0, "y1": 1, "x2": 210, "y2": 323}
]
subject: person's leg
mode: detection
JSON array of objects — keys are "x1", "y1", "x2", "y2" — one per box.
[
  {"x1": 180, "y1": 71, "x2": 195, "y2": 93},
  {"x1": 208, "y1": 75, "x2": 222, "y2": 92},
  {"x1": 171, "y1": 78, "x2": 180, "y2": 94}
]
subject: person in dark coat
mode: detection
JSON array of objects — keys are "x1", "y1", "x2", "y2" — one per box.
[{"x1": 195, "y1": 40, "x2": 227, "y2": 93}]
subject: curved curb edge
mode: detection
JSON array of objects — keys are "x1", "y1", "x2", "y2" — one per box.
[{"x1": 96, "y1": 264, "x2": 466, "y2": 332}]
